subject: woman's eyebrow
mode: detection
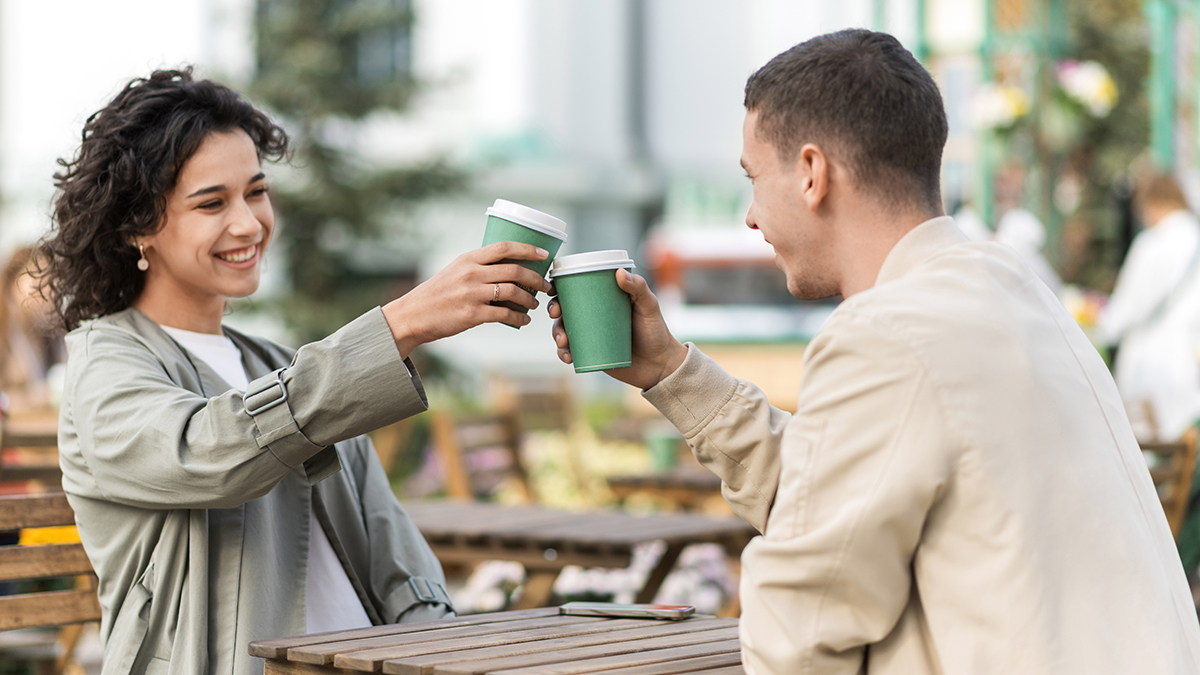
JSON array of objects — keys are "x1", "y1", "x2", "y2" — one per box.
[
  {"x1": 186, "y1": 184, "x2": 226, "y2": 199},
  {"x1": 185, "y1": 173, "x2": 266, "y2": 199}
]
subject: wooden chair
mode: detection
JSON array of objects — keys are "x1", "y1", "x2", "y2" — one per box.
[
  {"x1": 0, "y1": 492, "x2": 99, "y2": 674},
  {"x1": 493, "y1": 375, "x2": 577, "y2": 433},
  {"x1": 0, "y1": 412, "x2": 63, "y2": 490},
  {"x1": 368, "y1": 417, "x2": 416, "y2": 477},
  {"x1": 1142, "y1": 427, "x2": 1200, "y2": 539},
  {"x1": 428, "y1": 409, "x2": 535, "y2": 503}
]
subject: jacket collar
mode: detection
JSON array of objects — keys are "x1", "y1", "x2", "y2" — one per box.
[
  {"x1": 89, "y1": 306, "x2": 281, "y2": 394},
  {"x1": 874, "y1": 216, "x2": 965, "y2": 287}
]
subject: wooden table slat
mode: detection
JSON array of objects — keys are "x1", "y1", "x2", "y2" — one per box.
[
  {"x1": 299, "y1": 615, "x2": 602, "y2": 666},
  {"x1": 249, "y1": 609, "x2": 560, "y2": 659},
  {"x1": 586, "y1": 652, "x2": 742, "y2": 675},
  {"x1": 264, "y1": 661, "x2": 359, "y2": 675},
  {"x1": 428, "y1": 626, "x2": 740, "y2": 675},
  {"x1": 484, "y1": 637, "x2": 742, "y2": 675},
  {"x1": 684, "y1": 666, "x2": 744, "y2": 675},
  {"x1": 336, "y1": 618, "x2": 659, "y2": 670},
  {"x1": 381, "y1": 619, "x2": 737, "y2": 675}
]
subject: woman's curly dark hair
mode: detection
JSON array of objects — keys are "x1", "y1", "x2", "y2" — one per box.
[{"x1": 37, "y1": 67, "x2": 289, "y2": 331}]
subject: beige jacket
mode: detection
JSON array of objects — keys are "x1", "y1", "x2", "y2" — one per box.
[{"x1": 644, "y1": 217, "x2": 1200, "y2": 674}]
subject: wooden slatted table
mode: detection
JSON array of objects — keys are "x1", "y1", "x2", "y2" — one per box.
[
  {"x1": 249, "y1": 607, "x2": 744, "y2": 675},
  {"x1": 401, "y1": 501, "x2": 755, "y2": 610}
]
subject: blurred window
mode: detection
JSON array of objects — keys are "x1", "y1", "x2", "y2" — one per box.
[
  {"x1": 680, "y1": 263, "x2": 795, "y2": 306},
  {"x1": 256, "y1": 0, "x2": 413, "y2": 84},
  {"x1": 354, "y1": 0, "x2": 413, "y2": 83}
]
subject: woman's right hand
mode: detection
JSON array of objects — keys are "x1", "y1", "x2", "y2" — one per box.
[{"x1": 383, "y1": 241, "x2": 552, "y2": 359}]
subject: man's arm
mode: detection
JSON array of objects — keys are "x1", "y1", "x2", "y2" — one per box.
[
  {"x1": 642, "y1": 345, "x2": 789, "y2": 532},
  {"x1": 549, "y1": 270, "x2": 787, "y2": 530}
]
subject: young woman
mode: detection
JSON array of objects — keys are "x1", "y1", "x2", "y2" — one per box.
[{"x1": 40, "y1": 68, "x2": 550, "y2": 675}]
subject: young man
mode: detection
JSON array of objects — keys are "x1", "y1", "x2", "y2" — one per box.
[{"x1": 549, "y1": 30, "x2": 1200, "y2": 675}]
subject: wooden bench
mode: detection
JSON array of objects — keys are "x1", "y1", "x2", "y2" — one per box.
[
  {"x1": 0, "y1": 492, "x2": 99, "y2": 674},
  {"x1": 0, "y1": 412, "x2": 62, "y2": 489}
]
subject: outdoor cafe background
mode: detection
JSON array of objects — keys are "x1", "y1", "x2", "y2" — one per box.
[{"x1": 1, "y1": 0, "x2": 1198, "y2": 619}]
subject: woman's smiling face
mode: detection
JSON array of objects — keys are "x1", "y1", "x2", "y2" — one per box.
[{"x1": 139, "y1": 129, "x2": 273, "y2": 313}]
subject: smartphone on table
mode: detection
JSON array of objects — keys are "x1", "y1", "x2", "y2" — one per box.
[{"x1": 558, "y1": 602, "x2": 696, "y2": 620}]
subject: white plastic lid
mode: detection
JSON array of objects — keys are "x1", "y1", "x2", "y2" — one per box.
[
  {"x1": 549, "y1": 249, "x2": 636, "y2": 277},
  {"x1": 485, "y1": 199, "x2": 568, "y2": 240}
]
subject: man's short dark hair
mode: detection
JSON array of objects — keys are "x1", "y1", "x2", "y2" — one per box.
[{"x1": 744, "y1": 29, "x2": 948, "y2": 212}]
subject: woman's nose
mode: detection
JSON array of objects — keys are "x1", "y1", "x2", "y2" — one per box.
[{"x1": 228, "y1": 199, "x2": 264, "y2": 236}]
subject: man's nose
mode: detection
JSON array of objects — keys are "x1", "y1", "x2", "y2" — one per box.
[{"x1": 745, "y1": 208, "x2": 758, "y2": 230}]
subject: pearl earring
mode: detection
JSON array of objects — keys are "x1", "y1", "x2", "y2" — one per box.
[{"x1": 137, "y1": 244, "x2": 149, "y2": 272}]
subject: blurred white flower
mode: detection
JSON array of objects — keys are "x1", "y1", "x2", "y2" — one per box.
[
  {"x1": 454, "y1": 560, "x2": 526, "y2": 614},
  {"x1": 1057, "y1": 60, "x2": 1117, "y2": 117},
  {"x1": 970, "y1": 83, "x2": 1030, "y2": 131}
]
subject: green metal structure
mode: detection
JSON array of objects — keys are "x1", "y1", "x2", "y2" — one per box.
[{"x1": 1144, "y1": 0, "x2": 1177, "y2": 169}]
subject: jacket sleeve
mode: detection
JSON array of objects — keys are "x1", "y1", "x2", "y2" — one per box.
[
  {"x1": 350, "y1": 440, "x2": 455, "y2": 622},
  {"x1": 642, "y1": 343, "x2": 791, "y2": 533},
  {"x1": 62, "y1": 308, "x2": 428, "y2": 509},
  {"x1": 739, "y1": 311, "x2": 950, "y2": 675}
]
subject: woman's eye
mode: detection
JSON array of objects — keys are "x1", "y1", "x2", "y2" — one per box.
[
  {"x1": 199, "y1": 200, "x2": 223, "y2": 210},
  {"x1": 249, "y1": 186, "x2": 269, "y2": 198}
]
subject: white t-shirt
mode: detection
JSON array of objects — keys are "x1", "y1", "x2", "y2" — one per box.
[{"x1": 160, "y1": 325, "x2": 373, "y2": 633}]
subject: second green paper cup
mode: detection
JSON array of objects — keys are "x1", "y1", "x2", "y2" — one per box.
[
  {"x1": 549, "y1": 250, "x2": 636, "y2": 373},
  {"x1": 482, "y1": 199, "x2": 568, "y2": 327}
]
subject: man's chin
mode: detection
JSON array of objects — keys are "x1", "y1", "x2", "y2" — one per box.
[{"x1": 786, "y1": 277, "x2": 838, "y2": 301}]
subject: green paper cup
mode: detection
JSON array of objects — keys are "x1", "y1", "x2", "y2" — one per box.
[
  {"x1": 482, "y1": 199, "x2": 568, "y2": 327},
  {"x1": 549, "y1": 250, "x2": 636, "y2": 373},
  {"x1": 644, "y1": 427, "x2": 681, "y2": 472}
]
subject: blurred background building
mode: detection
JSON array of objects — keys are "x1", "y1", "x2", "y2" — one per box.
[{"x1": 0, "y1": 0, "x2": 1192, "y2": 390}]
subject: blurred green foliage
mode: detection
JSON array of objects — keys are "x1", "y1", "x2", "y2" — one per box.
[
  {"x1": 1060, "y1": 0, "x2": 1149, "y2": 290},
  {"x1": 250, "y1": 0, "x2": 465, "y2": 342}
]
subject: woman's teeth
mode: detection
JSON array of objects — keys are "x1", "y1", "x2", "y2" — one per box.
[{"x1": 217, "y1": 246, "x2": 256, "y2": 263}]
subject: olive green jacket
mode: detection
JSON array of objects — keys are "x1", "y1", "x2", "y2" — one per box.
[{"x1": 58, "y1": 307, "x2": 453, "y2": 675}]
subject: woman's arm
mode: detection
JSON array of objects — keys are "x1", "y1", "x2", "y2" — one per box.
[{"x1": 60, "y1": 309, "x2": 421, "y2": 509}]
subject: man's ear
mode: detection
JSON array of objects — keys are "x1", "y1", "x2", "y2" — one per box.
[{"x1": 796, "y1": 143, "x2": 829, "y2": 211}]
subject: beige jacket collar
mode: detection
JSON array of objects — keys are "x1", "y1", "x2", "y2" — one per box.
[{"x1": 874, "y1": 216, "x2": 965, "y2": 287}]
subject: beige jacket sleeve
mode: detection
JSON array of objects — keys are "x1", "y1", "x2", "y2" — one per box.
[{"x1": 644, "y1": 311, "x2": 952, "y2": 674}]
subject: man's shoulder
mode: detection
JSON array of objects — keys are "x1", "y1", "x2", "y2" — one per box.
[{"x1": 821, "y1": 241, "x2": 1056, "y2": 362}]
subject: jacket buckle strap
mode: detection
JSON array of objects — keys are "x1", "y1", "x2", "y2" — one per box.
[
  {"x1": 408, "y1": 576, "x2": 442, "y2": 603},
  {"x1": 244, "y1": 369, "x2": 289, "y2": 417}
]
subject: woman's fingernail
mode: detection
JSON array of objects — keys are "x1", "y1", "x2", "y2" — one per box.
[{"x1": 536, "y1": 248, "x2": 549, "y2": 258}]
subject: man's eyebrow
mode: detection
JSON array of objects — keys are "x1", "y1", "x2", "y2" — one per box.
[{"x1": 185, "y1": 173, "x2": 266, "y2": 199}]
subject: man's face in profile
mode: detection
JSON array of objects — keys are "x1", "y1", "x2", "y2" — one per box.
[{"x1": 740, "y1": 109, "x2": 839, "y2": 300}]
